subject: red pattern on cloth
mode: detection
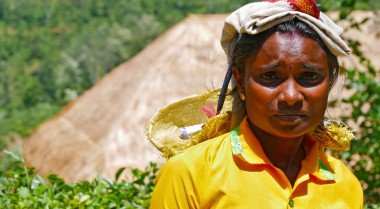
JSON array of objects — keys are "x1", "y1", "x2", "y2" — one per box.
[
  {"x1": 200, "y1": 101, "x2": 217, "y2": 118},
  {"x1": 265, "y1": 0, "x2": 320, "y2": 19}
]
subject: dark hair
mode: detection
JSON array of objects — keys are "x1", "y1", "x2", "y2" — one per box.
[{"x1": 231, "y1": 19, "x2": 339, "y2": 88}]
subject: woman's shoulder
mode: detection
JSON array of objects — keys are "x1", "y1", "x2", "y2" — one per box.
[
  {"x1": 151, "y1": 133, "x2": 233, "y2": 208},
  {"x1": 324, "y1": 153, "x2": 363, "y2": 192},
  {"x1": 163, "y1": 132, "x2": 232, "y2": 171}
]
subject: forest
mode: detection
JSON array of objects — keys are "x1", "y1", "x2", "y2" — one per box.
[{"x1": 0, "y1": 0, "x2": 379, "y2": 207}]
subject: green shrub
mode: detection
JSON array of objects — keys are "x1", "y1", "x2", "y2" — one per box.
[
  {"x1": 342, "y1": 48, "x2": 380, "y2": 204},
  {"x1": 326, "y1": 0, "x2": 380, "y2": 203},
  {"x1": 0, "y1": 147, "x2": 158, "y2": 209}
]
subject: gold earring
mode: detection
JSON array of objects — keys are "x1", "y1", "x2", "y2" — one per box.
[{"x1": 239, "y1": 90, "x2": 245, "y2": 101}]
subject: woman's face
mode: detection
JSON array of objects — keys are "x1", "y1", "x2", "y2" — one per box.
[{"x1": 234, "y1": 32, "x2": 330, "y2": 139}]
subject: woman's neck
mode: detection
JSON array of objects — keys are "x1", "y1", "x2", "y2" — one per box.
[{"x1": 249, "y1": 121, "x2": 306, "y2": 186}]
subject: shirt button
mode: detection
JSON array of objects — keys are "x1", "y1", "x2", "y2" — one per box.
[{"x1": 288, "y1": 199, "x2": 295, "y2": 208}]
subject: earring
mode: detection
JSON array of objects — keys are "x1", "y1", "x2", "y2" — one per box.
[{"x1": 239, "y1": 89, "x2": 245, "y2": 101}]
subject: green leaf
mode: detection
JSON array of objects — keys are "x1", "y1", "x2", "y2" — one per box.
[
  {"x1": 115, "y1": 167, "x2": 126, "y2": 182},
  {"x1": 17, "y1": 186, "x2": 30, "y2": 198}
]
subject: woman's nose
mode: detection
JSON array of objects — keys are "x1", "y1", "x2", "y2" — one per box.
[{"x1": 278, "y1": 79, "x2": 304, "y2": 106}]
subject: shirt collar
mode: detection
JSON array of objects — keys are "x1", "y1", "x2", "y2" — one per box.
[{"x1": 230, "y1": 117, "x2": 335, "y2": 182}]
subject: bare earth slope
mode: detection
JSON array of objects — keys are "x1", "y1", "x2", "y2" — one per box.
[{"x1": 23, "y1": 12, "x2": 379, "y2": 182}]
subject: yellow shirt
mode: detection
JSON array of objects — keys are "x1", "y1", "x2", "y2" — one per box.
[{"x1": 150, "y1": 118, "x2": 363, "y2": 209}]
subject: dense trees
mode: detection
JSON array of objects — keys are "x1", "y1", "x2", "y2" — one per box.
[{"x1": 0, "y1": 0, "x2": 264, "y2": 147}]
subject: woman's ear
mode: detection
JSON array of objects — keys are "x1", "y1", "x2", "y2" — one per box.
[{"x1": 232, "y1": 66, "x2": 244, "y2": 92}]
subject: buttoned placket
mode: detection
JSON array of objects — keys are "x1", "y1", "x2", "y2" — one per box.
[{"x1": 230, "y1": 121, "x2": 336, "y2": 209}]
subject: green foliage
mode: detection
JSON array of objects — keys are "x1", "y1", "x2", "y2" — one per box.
[
  {"x1": 0, "y1": 147, "x2": 158, "y2": 208},
  {"x1": 0, "y1": 103, "x2": 60, "y2": 138},
  {"x1": 322, "y1": 0, "x2": 380, "y2": 204},
  {"x1": 343, "y1": 48, "x2": 380, "y2": 204},
  {"x1": 0, "y1": 0, "x2": 261, "y2": 152},
  {"x1": 320, "y1": 0, "x2": 380, "y2": 13}
]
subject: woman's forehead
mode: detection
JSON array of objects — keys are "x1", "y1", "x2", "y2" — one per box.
[
  {"x1": 261, "y1": 32, "x2": 322, "y2": 52},
  {"x1": 245, "y1": 32, "x2": 328, "y2": 69}
]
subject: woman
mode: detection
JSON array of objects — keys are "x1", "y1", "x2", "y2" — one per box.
[{"x1": 147, "y1": 0, "x2": 363, "y2": 208}]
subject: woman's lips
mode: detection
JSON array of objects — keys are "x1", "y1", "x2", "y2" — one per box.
[{"x1": 274, "y1": 114, "x2": 306, "y2": 122}]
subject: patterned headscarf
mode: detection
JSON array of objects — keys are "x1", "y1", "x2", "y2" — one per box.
[
  {"x1": 266, "y1": 0, "x2": 320, "y2": 18},
  {"x1": 221, "y1": 0, "x2": 350, "y2": 59}
]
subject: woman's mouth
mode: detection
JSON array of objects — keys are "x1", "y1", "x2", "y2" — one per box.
[{"x1": 274, "y1": 113, "x2": 306, "y2": 122}]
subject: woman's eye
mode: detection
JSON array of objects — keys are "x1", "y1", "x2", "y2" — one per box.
[
  {"x1": 256, "y1": 72, "x2": 282, "y2": 87},
  {"x1": 300, "y1": 72, "x2": 321, "y2": 81},
  {"x1": 260, "y1": 72, "x2": 278, "y2": 80},
  {"x1": 298, "y1": 72, "x2": 324, "y2": 86}
]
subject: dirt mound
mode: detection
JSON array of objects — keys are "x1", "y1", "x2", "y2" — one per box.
[{"x1": 23, "y1": 12, "x2": 380, "y2": 182}]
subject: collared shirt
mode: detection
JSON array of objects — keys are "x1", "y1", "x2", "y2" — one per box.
[{"x1": 150, "y1": 118, "x2": 363, "y2": 209}]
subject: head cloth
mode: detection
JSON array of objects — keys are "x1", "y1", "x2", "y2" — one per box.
[{"x1": 221, "y1": 0, "x2": 350, "y2": 59}]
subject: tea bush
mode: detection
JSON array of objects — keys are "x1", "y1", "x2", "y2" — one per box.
[
  {"x1": 0, "y1": 148, "x2": 158, "y2": 208},
  {"x1": 322, "y1": 0, "x2": 380, "y2": 204}
]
